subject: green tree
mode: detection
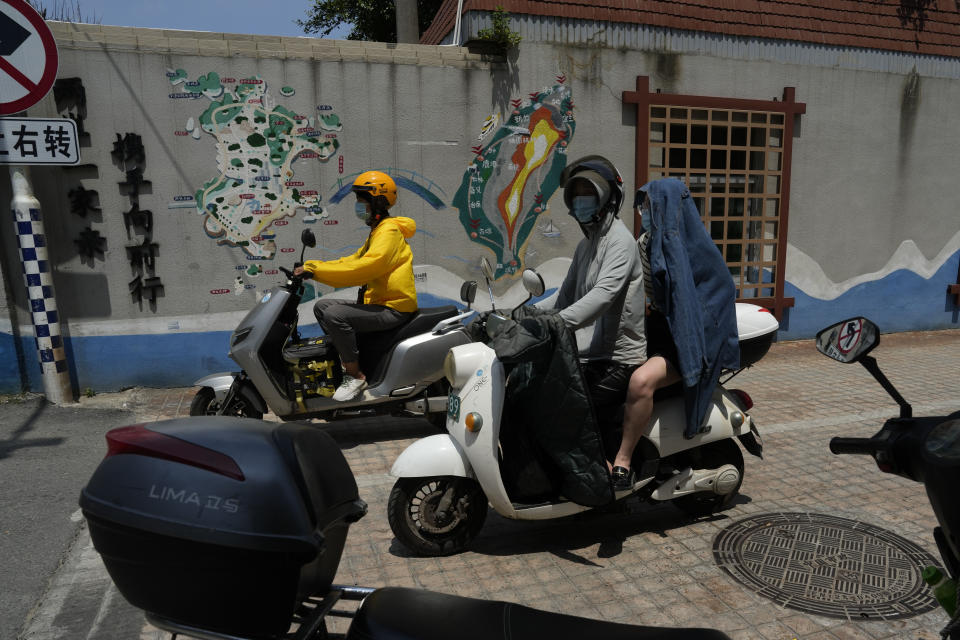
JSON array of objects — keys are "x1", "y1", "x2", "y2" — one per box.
[{"x1": 298, "y1": 0, "x2": 444, "y2": 42}]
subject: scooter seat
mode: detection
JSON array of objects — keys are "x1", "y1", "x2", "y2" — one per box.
[
  {"x1": 390, "y1": 305, "x2": 459, "y2": 343},
  {"x1": 345, "y1": 587, "x2": 732, "y2": 640}
]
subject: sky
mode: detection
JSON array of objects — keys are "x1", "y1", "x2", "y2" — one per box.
[{"x1": 46, "y1": 0, "x2": 352, "y2": 39}]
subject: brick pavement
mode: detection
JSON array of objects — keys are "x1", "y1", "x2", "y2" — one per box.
[{"x1": 71, "y1": 329, "x2": 960, "y2": 638}]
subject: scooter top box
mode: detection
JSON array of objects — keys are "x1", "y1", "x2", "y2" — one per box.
[
  {"x1": 80, "y1": 417, "x2": 363, "y2": 550},
  {"x1": 79, "y1": 418, "x2": 367, "y2": 638},
  {"x1": 735, "y1": 303, "x2": 779, "y2": 368}
]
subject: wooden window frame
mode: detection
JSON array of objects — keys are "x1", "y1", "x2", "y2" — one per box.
[{"x1": 623, "y1": 76, "x2": 806, "y2": 320}]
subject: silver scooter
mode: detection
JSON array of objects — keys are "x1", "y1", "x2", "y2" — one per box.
[{"x1": 191, "y1": 229, "x2": 477, "y2": 425}]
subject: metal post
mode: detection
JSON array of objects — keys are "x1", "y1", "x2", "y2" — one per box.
[
  {"x1": 9, "y1": 165, "x2": 73, "y2": 403},
  {"x1": 395, "y1": 0, "x2": 419, "y2": 43}
]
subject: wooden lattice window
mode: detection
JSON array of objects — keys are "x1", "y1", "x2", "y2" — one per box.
[{"x1": 623, "y1": 77, "x2": 806, "y2": 320}]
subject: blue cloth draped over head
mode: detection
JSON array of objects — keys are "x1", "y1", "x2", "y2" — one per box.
[{"x1": 638, "y1": 178, "x2": 740, "y2": 439}]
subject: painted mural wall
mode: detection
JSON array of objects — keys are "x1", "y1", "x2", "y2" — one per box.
[
  {"x1": 1, "y1": 25, "x2": 958, "y2": 393},
  {"x1": 0, "y1": 29, "x2": 593, "y2": 393}
]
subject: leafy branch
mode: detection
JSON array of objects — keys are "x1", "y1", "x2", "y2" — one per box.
[{"x1": 475, "y1": 6, "x2": 521, "y2": 48}]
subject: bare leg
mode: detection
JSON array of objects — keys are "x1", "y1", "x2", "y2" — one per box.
[{"x1": 614, "y1": 356, "x2": 680, "y2": 470}]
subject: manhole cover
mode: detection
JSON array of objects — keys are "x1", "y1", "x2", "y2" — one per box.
[{"x1": 713, "y1": 512, "x2": 942, "y2": 620}]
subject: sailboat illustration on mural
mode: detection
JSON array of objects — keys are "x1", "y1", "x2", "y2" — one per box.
[{"x1": 540, "y1": 218, "x2": 561, "y2": 238}]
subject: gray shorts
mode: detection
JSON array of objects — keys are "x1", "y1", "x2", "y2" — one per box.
[{"x1": 313, "y1": 298, "x2": 412, "y2": 362}]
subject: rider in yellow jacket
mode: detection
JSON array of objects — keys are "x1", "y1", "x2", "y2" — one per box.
[{"x1": 294, "y1": 171, "x2": 418, "y2": 400}]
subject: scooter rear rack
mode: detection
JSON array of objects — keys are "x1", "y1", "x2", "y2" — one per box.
[{"x1": 146, "y1": 585, "x2": 376, "y2": 640}]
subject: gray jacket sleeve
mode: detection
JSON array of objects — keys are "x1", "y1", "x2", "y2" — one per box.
[
  {"x1": 554, "y1": 247, "x2": 580, "y2": 312},
  {"x1": 558, "y1": 237, "x2": 633, "y2": 330}
]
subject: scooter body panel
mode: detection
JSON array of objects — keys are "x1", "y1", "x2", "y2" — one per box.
[
  {"x1": 511, "y1": 501, "x2": 591, "y2": 520},
  {"x1": 295, "y1": 328, "x2": 471, "y2": 415},
  {"x1": 390, "y1": 434, "x2": 475, "y2": 479},
  {"x1": 441, "y1": 344, "x2": 518, "y2": 518},
  {"x1": 433, "y1": 343, "x2": 755, "y2": 521},
  {"x1": 647, "y1": 387, "x2": 753, "y2": 458},
  {"x1": 193, "y1": 373, "x2": 238, "y2": 402},
  {"x1": 218, "y1": 281, "x2": 471, "y2": 419},
  {"x1": 358, "y1": 328, "x2": 470, "y2": 400},
  {"x1": 228, "y1": 287, "x2": 297, "y2": 416}
]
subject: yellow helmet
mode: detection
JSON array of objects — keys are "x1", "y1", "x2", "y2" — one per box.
[{"x1": 351, "y1": 170, "x2": 397, "y2": 210}]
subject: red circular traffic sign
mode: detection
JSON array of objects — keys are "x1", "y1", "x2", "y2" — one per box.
[{"x1": 0, "y1": 0, "x2": 59, "y2": 115}]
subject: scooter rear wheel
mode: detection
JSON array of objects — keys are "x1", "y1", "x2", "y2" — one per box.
[
  {"x1": 388, "y1": 477, "x2": 487, "y2": 557},
  {"x1": 189, "y1": 386, "x2": 264, "y2": 420}
]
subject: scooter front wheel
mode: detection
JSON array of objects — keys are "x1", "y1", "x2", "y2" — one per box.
[
  {"x1": 189, "y1": 386, "x2": 263, "y2": 419},
  {"x1": 388, "y1": 476, "x2": 487, "y2": 557}
]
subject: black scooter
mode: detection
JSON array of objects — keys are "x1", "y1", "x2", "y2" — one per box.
[
  {"x1": 79, "y1": 416, "x2": 732, "y2": 640},
  {"x1": 816, "y1": 317, "x2": 960, "y2": 639}
]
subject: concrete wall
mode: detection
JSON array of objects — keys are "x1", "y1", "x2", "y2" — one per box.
[{"x1": 2, "y1": 21, "x2": 958, "y2": 393}]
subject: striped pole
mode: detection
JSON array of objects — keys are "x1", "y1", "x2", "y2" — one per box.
[{"x1": 10, "y1": 165, "x2": 73, "y2": 404}]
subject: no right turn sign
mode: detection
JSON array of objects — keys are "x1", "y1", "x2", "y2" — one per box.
[{"x1": 0, "y1": 0, "x2": 59, "y2": 115}]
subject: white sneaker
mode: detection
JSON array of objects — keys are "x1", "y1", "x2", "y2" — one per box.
[{"x1": 333, "y1": 375, "x2": 367, "y2": 401}]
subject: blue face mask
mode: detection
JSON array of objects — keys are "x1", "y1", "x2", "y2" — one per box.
[
  {"x1": 570, "y1": 195, "x2": 599, "y2": 223},
  {"x1": 355, "y1": 201, "x2": 369, "y2": 221}
]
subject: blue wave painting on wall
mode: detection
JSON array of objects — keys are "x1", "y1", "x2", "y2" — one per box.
[
  {"x1": 330, "y1": 169, "x2": 447, "y2": 210},
  {"x1": 780, "y1": 249, "x2": 960, "y2": 340}
]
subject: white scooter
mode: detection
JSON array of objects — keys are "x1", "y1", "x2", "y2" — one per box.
[{"x1": 387, "y1": 260, "x2": 778, "y2": 556}]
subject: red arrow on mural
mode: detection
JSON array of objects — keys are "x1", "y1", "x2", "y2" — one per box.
[
  {"x1": 510, "y1": 98, "x2": 521, "y2": 108},
  {"x1": 471, "y1": 145, "x2": 483, "y2": 155},
  {"x1": 533, "y1": 193, "x2": 543, "y2": 204},
  {"x1": 555, "y1": 74, "x2": 566, "y2": 83},
  {"x1": 469, "y1": 218, "x2": 481, "y2": 229},
  {"x1": 528, "y1": 92, "x2": 540, "y2": 100}
]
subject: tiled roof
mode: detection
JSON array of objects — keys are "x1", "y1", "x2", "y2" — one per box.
[{"x1": 420, "y1": 0, "x2": 960, "y2": 58}]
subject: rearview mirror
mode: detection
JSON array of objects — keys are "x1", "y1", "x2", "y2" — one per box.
[
  {"x1": 521, "y1": 269, "x2": 545, "y2": 298},
  {"x1": 816, "y1": 317, "x2": 879, "y2": 363},
  {"x1": 301, "y1": 229, "x2": 317, "y2": 248},
  {"x1": 479, "y1": 257, "x2": 495, "y2": 281},
  {"x1": 479, "y1": 257, "x2": 496, "y2": 311},
  {"x1": 460, "y1": 281, "x2": 477, "y2": 309}
]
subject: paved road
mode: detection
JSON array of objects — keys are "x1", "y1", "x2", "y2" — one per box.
[
  {"x1": 0, "y1": 396, "x2": 140, "y2": 640},
  {"x1": 7, "y1": 328, "x2": 960, "y2": 639}
]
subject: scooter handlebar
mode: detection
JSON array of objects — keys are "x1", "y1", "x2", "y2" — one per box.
[{"x1": 829, "y1": 437, "x2": 877, "y2": 456}]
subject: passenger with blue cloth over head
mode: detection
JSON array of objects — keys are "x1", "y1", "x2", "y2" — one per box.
[{"x1": 612, "y1": 178, "x2": 740, "y2": 490}]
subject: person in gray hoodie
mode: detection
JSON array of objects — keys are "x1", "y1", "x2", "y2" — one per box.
[{"x1": 554, "y1": 156, "x2": 647, "y2": 488}]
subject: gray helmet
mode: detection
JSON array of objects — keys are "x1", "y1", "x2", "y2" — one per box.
[{"x1": 559, "y1": 155, "x2": 625, "y2": 221}]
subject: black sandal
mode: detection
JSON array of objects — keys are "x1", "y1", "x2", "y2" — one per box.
[{"x1": 611, "y1": 466, "x2": 635, "y2": 491}]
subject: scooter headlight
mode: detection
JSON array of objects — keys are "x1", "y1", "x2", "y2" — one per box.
[
  {"x1": 443, "y1": 350, "x2": 458, "y2": 386},
  {"x1": 443, "y1": 346, "x2": 481, "y2": 389}
]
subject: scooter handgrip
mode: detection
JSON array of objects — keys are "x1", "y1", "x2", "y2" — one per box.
[{"x1": 829, "y1": 437, "x2": 876, "y2": 456}]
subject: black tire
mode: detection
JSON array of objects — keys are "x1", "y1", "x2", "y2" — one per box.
[
  {"x1": 672, "y1": 439, "x2": 744, "y2": 518},
  {"x1": 388, "y1": 477, "x2": 487, "y2": 556},
  {"x1": 189, "y1": 387, "x2": 219, "y2": 416},
  {"x1": 188, "y1": 386, "x2": 263, "y2": 419}
]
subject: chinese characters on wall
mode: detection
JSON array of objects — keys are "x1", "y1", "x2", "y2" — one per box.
[{"x1": 114, "y1": 132, "x2": 164, "y2": 307}]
